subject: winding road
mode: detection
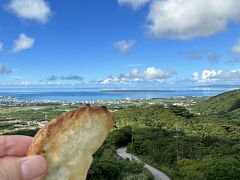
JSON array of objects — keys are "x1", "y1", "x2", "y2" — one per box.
[{"x1": 116, "y1": 147, "x2": 171, "y2": 180}]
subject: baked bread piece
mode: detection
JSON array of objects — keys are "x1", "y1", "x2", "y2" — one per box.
[{"x1": 27, "y1": 105, "x2": 115, "y2": 180}]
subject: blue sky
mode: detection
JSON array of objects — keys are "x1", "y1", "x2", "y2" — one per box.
[{"x1": 0, "y1": 0, "x2": 240, "y2": 89}]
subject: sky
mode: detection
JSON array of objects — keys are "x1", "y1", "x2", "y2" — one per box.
[{"x1": 0, "y1": 0, "x2": 240, "y2": 89}]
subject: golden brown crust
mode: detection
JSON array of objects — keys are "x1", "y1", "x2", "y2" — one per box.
[
  {"x1": 27, "y1": 105, "x2": 114, "y2": 180},
  {"x1": 27, "y1": 106, "x2": 115, "y2": 155}
]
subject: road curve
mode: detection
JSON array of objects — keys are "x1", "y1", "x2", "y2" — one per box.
[{"x1": 116, "y1": 147, "x2": 171, "y2": 180}]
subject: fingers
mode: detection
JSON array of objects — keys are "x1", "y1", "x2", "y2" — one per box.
[
  {"x1": 0, "y1": 136, "x2": 33, "y2": 157},
  {"x1": 0, "y1": 155, "x2": 47, "y2": 180},
  {"x1": 0, "y1": 136, "x2": 47, "y2": 180}
]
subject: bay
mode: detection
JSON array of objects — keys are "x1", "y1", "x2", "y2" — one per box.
[{"x1": 0, "y1": 88, "x2": 229, "y2": 102}]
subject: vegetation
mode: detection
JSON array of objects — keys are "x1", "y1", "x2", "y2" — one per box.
[
  {"x1": 0, "y1": 89, "x2": 240, "y2": 179},
  {"x1": 192, "y1": 89, "x2": 240, "y2": 115},
  {"x1": 0, "y1": 106, "x2": 65, "y2": 121},
  {"x1": 113, "y1": 89, "x2": 240, "y2": 179},
  {"x1": 128, "y1": 127, "x2": 240, "y2": 180},
  {"x1": 87, "y1": 127, "x2": 153, "y2": 180},
  {"x1": 114, "y1": 105, "x2": 240, "y2": 139},
  {"x1": 0, "y1": 113, "x2": 153, "y2": 179}
]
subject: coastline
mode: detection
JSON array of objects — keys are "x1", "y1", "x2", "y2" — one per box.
[
  {"x1": 0, "y1": 88, "x2": 228, "y2": 103},
  {"x1": 0, "y1": 95, "x2": 207, "y2": 108}
]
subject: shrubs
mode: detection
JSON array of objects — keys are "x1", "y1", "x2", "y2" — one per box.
[
  {"x1": 88, "y1": 158, "x2": 153, "y2": 180},
  {"x1": 128, "y1": 127, "x2": 240, "y2": 180},
  {"x1": 88, "y1": 159, "x2": 124, "y2": 179},
  {"x1": 177, "y1": 156, "x2": 240, "y2": 180},
  {"x1": 87, "y1": 129, "x2": 153, "y2": 180},
  {"x1": 110, "y1": 126, "x2": 132, "y2": 148}
]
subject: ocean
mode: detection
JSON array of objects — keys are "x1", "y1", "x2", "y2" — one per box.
[{"x1": 0, "y1": 88, "x2": 229, "y2": 102}]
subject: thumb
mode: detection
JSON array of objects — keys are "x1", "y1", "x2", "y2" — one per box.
[{"x1": 0, "y1": 155, "x2": 47, "y2": 180}]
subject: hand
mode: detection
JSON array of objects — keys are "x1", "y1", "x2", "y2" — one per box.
[{"x1": 0, "y1": 135, "x2": 47, "y2": 180}]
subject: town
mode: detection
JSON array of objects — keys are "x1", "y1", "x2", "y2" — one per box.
[{"x1": 0, "y1": 95, "x2": 204, "y2": 135}]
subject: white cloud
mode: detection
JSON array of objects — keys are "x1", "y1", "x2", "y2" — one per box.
[
  {"x1": 0, "y1": 42, "x2": 3, "y2": 52},
  {"x1": 213, "y1": 70, "x2": 240, "y2": 82},
  {"x1": 12, "y1": 33, "x2": 35, "y2": 53},
  {"x1": 118, "y1": 0, "x2": 151, "y2": 10},
  {"x1": 124, "y1": 69, "x2": 142, "y2": 79},
  {"x1": 8, "y1": 0, "x2": 51, "y2": 23},
  {"x1": 231, "y1": 39, "x2": 240, "y2": 54},
  {"x1": 193, "y1": 72, "x2": 199, "y2": 81},
  {"x1": 202, "y1": 70, "x2": 222, "y2": 81},
  {"x1": 100, "y1": 76, "x2": 125, "y2": 84},
  {"x1": 100, "y1": 67, "x2": 175, "y2": 84},
  {"x1": 114, "y1": 40, "x2": 136, "y2": 54},
  {"x1": 147, "y1": 0, "x2": 240, "y2": 39},
  {"x1": 194, "y1": 69, "x2": 240, "y2": 82},
  {"x1": 144, "y1": 67, "x2": 174, "y2": 79}
]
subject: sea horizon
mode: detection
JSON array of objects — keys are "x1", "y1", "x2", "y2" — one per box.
[{"x1": 0, "y1": 87, "x2": 235, "y2": 102}]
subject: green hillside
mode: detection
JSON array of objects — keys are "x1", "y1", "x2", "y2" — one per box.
[
  {"x1": 114, "y1": 105, "x2": 240, "y2": 179},
  {"x1": 230, "y1": 108, "x2": 240, "y2": 119},
  {"x1": 114, "y1": 105, "x2": 240, "y2": 139},
  {"x1": 192, "y1": 89, "x2": 240, "y2": 115}
]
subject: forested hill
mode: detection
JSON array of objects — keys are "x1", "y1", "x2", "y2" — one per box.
[{"x1": 193, "y1": 89, "x2": 240, "y2": 115}]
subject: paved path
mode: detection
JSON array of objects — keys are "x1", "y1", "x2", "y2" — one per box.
[{"x1": 116, "y1": 147, "x2": 171, "y2": 180}]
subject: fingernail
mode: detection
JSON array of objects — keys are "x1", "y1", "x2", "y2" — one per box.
[{"x1": 21, "y1": 155, "x2": 47, "y2": 180}]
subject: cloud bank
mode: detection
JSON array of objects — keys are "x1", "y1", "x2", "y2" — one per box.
[
  {"x1": 193, "y1": 69, "x2": 240, "y2": 82},
  {"x1": 100, "y1": 67, "x2": 175, "y2": 84}
]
